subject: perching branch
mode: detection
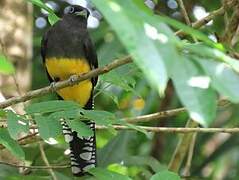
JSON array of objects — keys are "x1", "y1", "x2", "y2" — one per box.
[{"x1": 0, "y1": 55, "x2": 132, "y2": 109}]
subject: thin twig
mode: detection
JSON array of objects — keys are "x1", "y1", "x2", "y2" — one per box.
[
  {"x1": 183, "y1": 133, "x2": 197, "y2": 177},
  {"x1": 125, "y1": 107, "x2": 186, "y2": 123},
  {"x1": 0, "y1": 132, "x2": 40, "y2": 150},
  {"x1": 96, "y1": 125, "x2": 239, "y2": 134},
  {"x1": 39, "y1": 142, "x2": 58, "y2": 180},
  {"x1": 175, "y1": 0, "x2": 237, "y2": 36},
  {"x1": 176, "y1": 0, "x2": 191, "y2": 25},
  {"x1": 93, "y1": 83, "x2": 112, "y2": 98},
  {"x1": 168, "y1": 119, "x2": 198, "y2": 172},
  {"x1": 0, "y1": 56, "x2": 132, "y2": 109},
  {"x1": 1, "y1": 125, "x2": 239, "y2": 152},
  {"x1": 0, "y1": 161, "x2": 70, "y2": 169}
]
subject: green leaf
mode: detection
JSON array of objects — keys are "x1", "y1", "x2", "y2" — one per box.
[
  {"x1": 118, "y1": 121, "x2": 150, "y2": 138},
  {"x1": 183, "y1": 43, "x2": 239, "y2": 73},
  {"x1": 25, "y1": 100, "x2": 81, "y2": 114},
  {"x1": 92, "y1": 0, "x2": 176, "y2": 96},
  {"x1": 49, "y1": 109, "x2": 83, "y2": 120},
  {"x1": 65, "y1": 119, "x2": 93, "y2": 137},
  {"x1": 83, "y1": 110, "x2": 116, "y2": 126},
  {"x1": 171, "y1": 57, "x2": 217, "y2": 127},
  {"x1": 102, "y1": 91, "x2": 119, "y2": 106},
  {"x1": 88, "y1": 167, "x2": 132, "y2": 180},
  {"x1": 195, "y1": 58, "x2": 239, "y2": 103},
  {"x1": 98, "y1": 131, "x2": 130, "y2": 167},
  {"x1": 7, "y1": 111, "x2": 29, "y2": 139},
  {"x1": 150, "y1": 170, "x2": 181, "y2": 180},
  {"x1": 123, "y1": 156, "x2": 167, "y2": 173},
  {"x1": 48, "y1": 13, "x2": 60, "y2": 25},
  {"x1": 26, "y1": 0, "x2": 60, "y2": 25},
  {"x1": 101, "y1": 71, "x2": 136, "y2": 91},
  {"x1": 0, "y1": 128, "x2": 25, "y2": 159},
  {"x1": 0, "y1": 55, "x2": 15, "y2": 75},
  {"x1": 34, "y1": 115, "x2": 62, "y2": 141},
  {"x1": 155, "y1": 15, "x2": 215, "y2": 47},
  {"x1": 0, "y1": 109, "x2": 6, "y2": 117}
]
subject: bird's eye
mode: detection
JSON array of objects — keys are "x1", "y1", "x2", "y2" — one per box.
[{"x1": 68, "y1": 7, "x2": 75, "y2": 13}]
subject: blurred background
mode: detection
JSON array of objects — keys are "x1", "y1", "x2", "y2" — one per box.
[{"x1": 0, "y1": 0, "x2": 239, "y2": 179}]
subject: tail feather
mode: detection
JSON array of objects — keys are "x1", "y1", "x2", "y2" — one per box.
[{"x1": 62, "y1": 120, "x2": 97, "y2": 176}]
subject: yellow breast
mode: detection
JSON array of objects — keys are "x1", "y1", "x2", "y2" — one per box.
[{"x1": 45, "y1": 58, "x2": 92, "y2": 107}]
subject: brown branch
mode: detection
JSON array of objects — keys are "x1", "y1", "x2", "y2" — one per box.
[
  {"x1": 0, "y1": 161, "x2": 70, "y2": 169},
  {"x1": 96, "y1": 125, "x2": 239, "y2": 133},
  {"x1": 0, "y1": 100, "x2": 228, "y2": 128},
  {"x1": 0, "y1": 132, "x2": 40, "y2": 150},
  {"x1": 1, "y1": 124, "x2": 239, "y2": 151},
  {"x1": 125, "y1": 107, "x2": 186, "y2": 123},
  {"x1": 176, "y1": 0, "x2": 191, "y2": 26},
  {"x1": 182, "y1": 133, "x2": 197, "y2": 177},
  {"x1": 0, "y1": 55, "x2": 132, "y2": 109},
  {"x1": 168, "y1": 119, "x2": 198, "y2": 172}
]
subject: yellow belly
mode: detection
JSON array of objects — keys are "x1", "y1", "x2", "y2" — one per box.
[{"x1": 45, "y1": 58, "x2": 92, "y2": 107}]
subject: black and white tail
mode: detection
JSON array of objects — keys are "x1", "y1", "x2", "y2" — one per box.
[{"x1": 62, "y1": 120, "x2": 96, "y2": 176}]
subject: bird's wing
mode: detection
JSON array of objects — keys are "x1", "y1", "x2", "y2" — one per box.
[
  {"x1": 41, "y1": 30, "x2": 55, "y2": 82},
  {"x1": 83, "y1": 36, "x2": 98, "y2": 86}
]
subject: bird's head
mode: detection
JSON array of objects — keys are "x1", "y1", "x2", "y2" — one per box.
[{"x1": 65, "y1": 5, "x2": 90, "y2": 19}]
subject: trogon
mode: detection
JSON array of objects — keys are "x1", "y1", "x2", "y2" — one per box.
[{"x1": 41, "y1": 5, "x2": 98, "y2": 176}]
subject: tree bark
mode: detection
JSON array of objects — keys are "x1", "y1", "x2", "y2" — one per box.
[{"x1": 0, "y1": 0, "x2": 32, "y2": 113}]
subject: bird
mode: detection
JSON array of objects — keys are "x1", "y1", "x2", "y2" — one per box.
[{"x1": 41, "y1": 5, "x2": 98, "y2": 176}]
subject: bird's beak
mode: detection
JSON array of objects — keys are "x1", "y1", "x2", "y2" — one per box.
[{"x1": 75, "y1": 9, "x2": 88, "y2": 18}]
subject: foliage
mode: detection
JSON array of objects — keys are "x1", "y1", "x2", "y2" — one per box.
[
  {"x1": 0, "y1": 54, "x2": 15, "y2": 75},
  {"x1": 1, "y1": 0, "x2": 239, "y2": 179}
]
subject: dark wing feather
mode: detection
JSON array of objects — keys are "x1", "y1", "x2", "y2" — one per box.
[
  {"x1": 83, "y1": 36, "x2": 98, "y2": 86},
  {"x1": 41, "y1": 30, "x2": 54, "y2": 82},
  {"x1": 41, "y1": 30, "x2": 48, "y2": 63}
]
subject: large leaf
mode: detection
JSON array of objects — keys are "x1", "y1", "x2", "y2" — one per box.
[
  {"x1": 121, "y1": 122, "x2": 150, "y2": 138},
  {"x1": 101, "y1": 71, "x2": 136, "y2": 92},
  {"x1": 183, "y1": 43, "x2": 239, "y2": 73},
  {"x1": 65, "y1": 119, "x2": 93, "y2": 137},
  {"x1": 0, "y1": 55, "x2": 15, "y2": 75},
  {"x1": 150, "y1": 170, "x2": 181, "y2": 180},
  {"x1": 123, "y1": 156, "x2": 167, "y2": 173},
  {"x1": 48, "y1": 109, "x2": 83, "y2": 120},
  {"x1": 88, "y1": 167, "x2": 132, "y2": 180},
  {"x1": 25, "y1": 100, "x2": 81, "y2": 114},
  {"x1": 83, "y1": 110, "x2": 116, "y2": 126},
  {"x1": 155, "y1": 15, "x2": 215, "y2": 47},
  {"x1": 7, "y1": 111, "x2": 29, "y2": 139},
  {"x1": 98, "y1": 131, "x2": 130, "y2": 167},
  {"x1": 195, "y1": 58, "x2": 239, "y2": 103},
  {"x1": 171, "y1": 57, "x2": 217, "y2": 126},
  {"x1": 34, "y1": 115, "x2": 62, "y2": 141},
  {"x1": 92, "y1": 0, "x2": 180, "y2": 96},
  {"x1": 0, "y1": 128, "x2": 25, "y2": 159}
]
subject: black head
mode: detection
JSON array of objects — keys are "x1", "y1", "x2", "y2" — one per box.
[{"x1": 65, "y1": 5, "x2": 90, "y2": 19}]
